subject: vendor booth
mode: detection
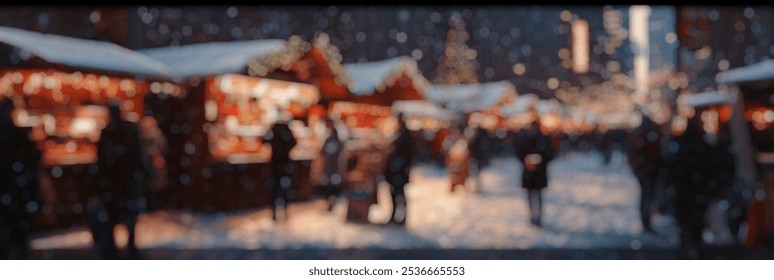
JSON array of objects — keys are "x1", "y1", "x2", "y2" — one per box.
[
  {"x1": 0, "y1": 26, "x2": 179, "y2": 230},
  {"x1": 139, "y1": 36, "x2": 345, "y2": 211}
]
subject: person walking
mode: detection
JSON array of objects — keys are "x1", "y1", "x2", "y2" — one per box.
[
  {"x1": 383, "y1": 113, "x2": 414, "y2": 226},
  {"x1": 466, "y1": 123, "x2": 488, "y2": 193},
  {"x1": 315, "y1": 116, "x2": 348, "y2": 211},
  {"x1": 268, "y1": 112, "x2": 297, "y2": 222},
  {"x1": 627, "y1": 113, "x2": 663, "y2": 233},
  {"x1": 668, "y1": 111, "x2": 734, "y2": 259},
  {"x1": 89, "y1": 102, "x2": 146, "y2": 259},
  {"x1": 515, "y1": 107, "x2": 555, "y2": 227}
]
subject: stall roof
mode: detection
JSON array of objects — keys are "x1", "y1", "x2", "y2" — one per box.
[
  {"x1": 0, "y1": 26, "x2": 176, "y2": 81},
  {"x1": 679, "y1": 91, "x2": 732, "y2": 108},
  {"x1": 716, "y1": 59, "x2": 774, "y2": 84},
  {"x1": 138, "y1": 39, "x2": 289, "y2": 79},
  {"x1": 499, "y1": 93, "x2": 538, "y2": 118},
  {"x1": 342, "y1": 56, "x2": 429, "y2": 96},
  {"x1": 310, "y1": 33, "x2": 353, "y2": 88},
  {"x1": 536, "y1": 99, "x2": 561, "y2": 115},
  {"x1": 425, "y1": 80, "x2": 516, "y2": 113},
  {"x1": 392, "y1": 100, "x2": 460, "y2": 121}
]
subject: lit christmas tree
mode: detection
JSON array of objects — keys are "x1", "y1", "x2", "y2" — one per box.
[{"x1": 433, "y1": 14, "x2": 479, "y2": 84}]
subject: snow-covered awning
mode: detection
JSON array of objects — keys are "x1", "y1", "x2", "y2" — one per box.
[
  {"x1": 499, "y1": 93, "x2": 538, "y2": 118},
  {"x1": 424, "y1": 80, "x2": 516, "y2": 113},
  {"x1": 311, "y1": 33, "x2": 353, "y2": 89},
  {"x1": 138, "y1": 38, "x2": 301, "y2": 80},
  {"x1": 392, "y1": 100, "x2": 460, "y2": 121},
  {"x1": 342, "y1": 56, "x2": 429, "y2": 96},
  {"x1": 678, "y1": 91, "x2": 732, "y2": 108},
  {"x1": 0, "y1": 26, "x2": 176, "y2": 81},
  {"x1": 536, "y1": 99, "x2": 561, "y2": 115},
  {"x1": 716, "y1": 59, "x2": 774, "y2": 84}
]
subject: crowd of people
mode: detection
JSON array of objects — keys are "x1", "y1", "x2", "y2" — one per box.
[{"x1": 0, "y1": 92, "x2": 747, "y2": 259}]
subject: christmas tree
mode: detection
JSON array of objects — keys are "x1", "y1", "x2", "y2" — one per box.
[{"x1": 434, "y1": 13, "x2": 479, "y2": 84}]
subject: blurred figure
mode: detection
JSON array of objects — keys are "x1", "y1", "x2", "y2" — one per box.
[
  {"x1": 466, "y1": 123, "x2": 488, "y2": 193},
  {"x1": 627, "y1": 112, "x2": 663, "y2": 234},
  {"x1": 384, "y1": 113, "x2": 414, "y2": 226},
  {"x1": 88, "y1": 102, "x2": 146, "y2": 259},
  {"x1": 268, "y1": 112, "x2": 297, "y2": 222},
  {"x1": 668, "y1": 111, "x2": 735, "y2": 259},
  {"x1": 515, "y1": 107, "x2": 555, "y2": 227},
  {"x1": 444, "y1": 125, "x2": 469, "y2": 193},
  {"x1": 598, "y1": 125, "x2": 614, "y2": 166},
  {"x1": 0, "y1": 98, "x2": 42, "y2": 260},
  {"x1": 315, "y1": 116, "x2": 348, "y2": 211}
]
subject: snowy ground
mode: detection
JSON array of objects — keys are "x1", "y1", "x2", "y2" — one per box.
[{"x1": 30, "y1": 151, "x2": 683, "y2": 251}]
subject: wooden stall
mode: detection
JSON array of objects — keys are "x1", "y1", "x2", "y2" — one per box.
[
  {"x1": 423, "y1": 81, "x2": 517, "y2": 159},
  {"x1": 341, "y1": 56, "x2": 426, "y2": 107},
  {"x1": 391, "y1": 99, "x2": 462, "y2": 164},
  {"x1": 0, "y1": 26, "x2": 180, "y2": 230},
  {"x1": 329, "y1": 56, "x2": 431, "y2": 222},
  {"x1": 138, "y1": 36, "x2": 347, "y2": 212},
  {"x1": 326, "y1": 101, "x2": 393, "y2": 223}
]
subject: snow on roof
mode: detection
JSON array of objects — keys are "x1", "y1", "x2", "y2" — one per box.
[
  {"x1": 392, "y1": 100, "x2": 460, "y2": 121},
  {"x1": 342, "y1": 56, "x2": 429, "y2": 96},
  {"x1": 311, "y1": 33, "x2": 352, "y2": 88},
  {"x1": 716, "y1": 59, "x2": 774, "y2": 84},
  {"x1": 678, "y1": 91, "x2": 732, "y2": 108},
  {"x1": 424, "y1": 80, "x2": 516, "y2": 113},
  {"x1": 139, "y1": 39, "x2": 289, "y2": 79},
  {"x1": 0, "y1": 26, "x2": 176, "y2": 81},
  {"x1": 499, "y1": 93, "x2": 538, "y2": 117},
  {"x1": 536, "y1": 99, "x2": 561, "y2": 115}
]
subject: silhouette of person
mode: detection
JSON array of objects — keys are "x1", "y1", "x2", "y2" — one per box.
[
  {"x1": 384, "y1": 113, "x2": 414, "y2": 225},
  {"x1": 268, "y1": 112, "x2": 297, "y2": 222},
  {"x1": 515, "y1": 107, "x2": 555, "y2": 227},
  {"x1": 627, "y1": 113, "x2": 663, "y2": 233},
  {"x1": 0, "y1": 98, "x2": 42, "y2": 260},
  {"x1": 316, "y1": 116, "x2": 348, "y2": 211},
  {"x1": 88, "y1": 101, "x2": 145, "y2": 259},
  {"x1": 466, "y1": 123, "x2": 488, "y2": 193},
  {"x1": 668, "y1": 110, "x2": 734, "y2": 259}
]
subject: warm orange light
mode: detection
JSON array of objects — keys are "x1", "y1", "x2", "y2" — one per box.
[{"x1": 572, "y1": 19, "x2": 590, "y2": 74}]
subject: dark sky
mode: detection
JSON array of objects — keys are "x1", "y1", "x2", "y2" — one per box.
[{"x1": 0, "y1": 6, "x2": 703, "y2": 99}]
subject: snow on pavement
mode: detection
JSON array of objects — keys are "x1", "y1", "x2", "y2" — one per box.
[{"x1": 30, "y1": 151, "x2": 680, "y2": 250}]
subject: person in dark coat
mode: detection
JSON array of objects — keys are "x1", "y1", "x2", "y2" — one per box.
[
  {"x1": 268, "y1": 113, "x2": 297, "y2": 222},
  {"x1": 384, "y1": 113, "x2": 414, "y2": 225},
  {"x1": 466, "y1": 124, "x2": 488, "y2": 193},
  {"x1": 88, "y1": 102, "x2": 146, "y2": 259},
  {"x1": 315, "y1": 117, "x2": 348, "y2": 211},
  {"x1": 593, "y1": 125, "x2": 613, "y2": 165},
  {"x1": 668, "y1": 111, "x2": 736, "y2": 259},
  {"x1": 515, "y1": 107, "x2": 555, "y2": 227},
  {"x1": 0, "y1": 98, "x2": 42, "y2": 260},
  {"x1": 627, "y1": 113, "x2": 663, "y2": 233}
]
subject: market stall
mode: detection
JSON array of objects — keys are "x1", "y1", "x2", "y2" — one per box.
[
  {"x1": 139, "y1": 36, "x2": 342, "y2": 211},
  {"x1": 0, "y1": 26, "x2": 179, "y2": 230},
  {"x1": 424, "y1": 80, "x2": 517, "y2": 121},
  {"x1": 342, "y1": 56, "x2": 427, "y2": 107},
  {"x1": 392, "y1": 99, "x2": 462, "y2": 163}
]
